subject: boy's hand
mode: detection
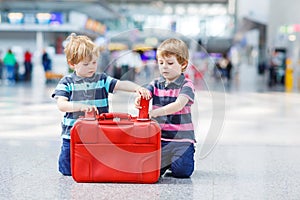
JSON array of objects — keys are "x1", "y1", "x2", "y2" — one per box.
[
  {"x1": 149, "y1": 107, "x2": 166, "y2": 118},
  {"x1": 135, "y1": 96, "x2": 141, "y2": 109},
  {"x1": 79, "y1": 104, "x2": 99, "y2": 114},
  {"x1": 136, "y1": 87, "x2": 151, "y2": 100},
  {"x1": 149, "y1": 109, "x2": 159, "y2": 118}
]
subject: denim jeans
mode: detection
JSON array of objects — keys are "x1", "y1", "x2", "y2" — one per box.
[
  {"x1": 58, "y1": 139, "x2": 71, "y2": 176},
  {"x1": 160, "y1": 141, "x2": 195, "y2": 178},
  {"x1": 5, "y1": 65, "x2": 15, "y2": 82}
]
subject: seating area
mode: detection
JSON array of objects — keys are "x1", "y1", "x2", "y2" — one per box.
[{"x1": 45, "y1": 71, "x2": 64, "y2": 82}]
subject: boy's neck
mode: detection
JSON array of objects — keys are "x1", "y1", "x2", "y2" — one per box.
[{"x1": 165, "y1": 74, "x2": 181, "y2": 85}]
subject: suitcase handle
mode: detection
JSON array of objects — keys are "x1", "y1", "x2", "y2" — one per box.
[
  {"x1": 138, "y1": 97, "x2": 150, "y2": 119},
  {"x1": 98, "y1": 113, "x2": 132, "y2": 121},
  {"x1": 84, "y1": 111, "x2": 97, "y2": 120}
]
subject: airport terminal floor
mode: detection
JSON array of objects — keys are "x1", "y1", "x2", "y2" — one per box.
[{"x1": 1, "y1": 63, "x2": 300, "y2": 200}]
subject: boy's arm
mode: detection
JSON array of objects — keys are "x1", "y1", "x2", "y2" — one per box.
[
  {"x1": 114, "y1": 80, "x2": 151, "y2": 99},
  {"x1": 149, "y1": 95, "x2": 189, "y2": 118},
  {"x1": 56, "y1": 96, "x2": 98, "y2": 114}
]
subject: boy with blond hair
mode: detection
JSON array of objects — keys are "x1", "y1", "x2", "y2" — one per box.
[{"x1": 52, "y1": 33, "x2": 150, "y2": 176}]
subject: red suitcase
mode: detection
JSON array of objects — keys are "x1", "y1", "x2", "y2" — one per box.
[{"x1": 70, "y1": 111, "x2": 161, "y2": 183}]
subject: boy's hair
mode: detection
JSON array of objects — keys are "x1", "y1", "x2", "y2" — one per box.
[
  {"x1": 157, "y1": 38, "x2": 189, "y2": 72},
  {"x1": 64, "y1": 33, "x2": 99, "y2": 66}
]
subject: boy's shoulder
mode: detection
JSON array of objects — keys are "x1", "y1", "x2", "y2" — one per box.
[
  {"x1": 183, "y1": 77, "x2": 194, "y2": 87},
  {"x1": 96, "y1": 73, "x2": 116, "y2": 82},
  {"x1": 58, "y1": 73, "x2": 115, "y2": 84},
  {"x1": 96, "y1": 72, "x2": 108, "y2": 79},
  {"x1": 184, "y1": 77, "x2": 194, "y2": 84},
  {"x1": 59, "y1": 73, "x2": 75, "y2": 83}
]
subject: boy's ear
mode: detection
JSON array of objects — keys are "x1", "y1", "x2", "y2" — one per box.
[
  {"x1": 181, "y1": 61, "x2": 188, "y2": 68},
  {"x1": 68, "y1": 62, "x2": 75, "y2": 69},
  {"x1": 181, "y1": 61, "x2": 188, "y2": 72}
]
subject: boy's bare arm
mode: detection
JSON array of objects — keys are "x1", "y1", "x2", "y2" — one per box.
[
  {"x1": 56, "y1": 96, "x2": 98, "y2": 114},
  {"x1": 114, "y1": 80, "x2": 151, "y2": 99},
  {"x1": 149, "y1": 95, "x2": 189, "y2": 118}
]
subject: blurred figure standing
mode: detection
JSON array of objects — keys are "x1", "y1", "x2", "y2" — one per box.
[
  {"x1": 115, "y1": 50, "x2": 142, "y2": 81},
  {"x1": 23, "y1": 50, "x2": 33, "y2": 81},
  {"x1": 42, "y1": 49, "x2": 52, "y2": 72},
  {"x1": 3, "y1": 49, "x2": 17, "y2": 85},
  {"x1": 0, "y1": 50, "x2": 3, "y2": 83},
  {"x1": 218, "y1": 52, "x2": 233, "y2": 81},
  {"x1": 268, "y1": 50, "x2": 281, "y2": 87}
]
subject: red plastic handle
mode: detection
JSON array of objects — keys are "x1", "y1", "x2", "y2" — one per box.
[
  {"x1": 138, "y1": 97, "x2": 149, "y2": 119},
  {"x1": 98, "y1": 113, "x2": 132, "y2": 120}
]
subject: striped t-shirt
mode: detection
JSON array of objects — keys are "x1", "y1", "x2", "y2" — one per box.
[
  {"x1": 147, "y1": 74, "x2": 195, "y2": 143},
  {"x1": 51, "y1": 72, "x2": 118, "y2": 139}
]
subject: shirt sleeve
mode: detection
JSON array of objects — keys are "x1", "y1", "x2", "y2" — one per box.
[
  {"x1": 51, "y1": 77, "x2": 71, "y2": 100},
  {"x1": 179, "y1": 79, "x2": 195, "y2": 103},
  {"x1": 102, "y1": 73, "x2": 118, "y2": 93},
  {"x1": 146, "y1": 80, "x2": 155, "y2": 97}
]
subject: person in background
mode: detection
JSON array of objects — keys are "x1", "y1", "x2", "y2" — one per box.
[
  {"x1": 42, "y1": 49, "x2": 52, "y2": 72},
  {"x1": 51, "y1": 33, "x2": 151, "y2": 176},
  {"x1": 218, "y1": 52, "x2": 233, "y2": 81},
  {"x1": 268, "y1": 50, "x2": 280, "y2": 87},
  {"x1": 226, "y1": 52, "x2": 233, "y2": 81},
  {"x1": 0, "y1": 50, "x2": 3, "y2": 83},
  {"x1": 136, "y1": 38, "x2": 196, "y2": 178},
  {"x1": 23, "y1": 50, "x2": 33, "y2": 81},
  {"x1": 3, "y1": 49, "x2": 17, "y2": 85},
  {"x1": 115, "y1": 49, "x2": 143, "y2": 81}
]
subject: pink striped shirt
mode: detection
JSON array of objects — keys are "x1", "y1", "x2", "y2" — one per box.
[{"x1": 147, "y1": 74, "x2": 195, "y2": 142}]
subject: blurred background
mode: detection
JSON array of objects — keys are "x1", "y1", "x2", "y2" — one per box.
[
  {"x1": 0, "y1": 0, "x2": 298, "y2": 92},
  {"x1": 2, "y1": 1, "x2": 300, "y2": 199}
]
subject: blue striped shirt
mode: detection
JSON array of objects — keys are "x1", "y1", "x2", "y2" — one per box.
[{"x1": 51, "y1": 72, "x2": 117, "y2": 139}]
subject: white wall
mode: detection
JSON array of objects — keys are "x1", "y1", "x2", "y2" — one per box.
[
  {"x1": 237, "y1": 0, "x2": 270, "y2": 24},
  {"x1": 0, "y1": 32, "x2": 58, "y2": 57},
  {"x1": 0, "y1": 32, "x2": 36, "y2": 56},
  {"x1": 0, "y1": 31, "x2": 69, "y2": 75},
  {"x1": 267, "y1": 0, "x2": 300, "y2": 49}
]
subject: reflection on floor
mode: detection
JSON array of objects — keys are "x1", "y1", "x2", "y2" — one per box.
[{"x1": 1, "y1": 64, "x2": 300, "y2": 199}]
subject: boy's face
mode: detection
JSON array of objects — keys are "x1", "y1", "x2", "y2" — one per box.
[
  {"x1": 72, "y1": 55, "x2": 98, "y2": 77},
  {"x1": 157, "y1": 54, "x2": 184, "y2": 82}
]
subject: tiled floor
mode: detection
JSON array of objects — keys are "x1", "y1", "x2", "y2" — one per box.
[{"x1": 1, "y1": 64, "x2": 300, "y2": 199}]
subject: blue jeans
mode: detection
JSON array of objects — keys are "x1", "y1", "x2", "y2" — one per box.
[
  {"x1": 160, "y1": 141, "x2": 195, "y2": 178},
  {"x1": 5, "y1": 65, "x2": 15, "y2": 82},
  {"x1": 58, "y1": 139, "x2": 71, "y2": 176}
]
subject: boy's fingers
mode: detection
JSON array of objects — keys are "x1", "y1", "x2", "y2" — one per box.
[
  {"x1": 93, "y1": 106, "x2": 99, "y2": 114},
  {"x1": 91, "y1": 106, "x2": 97, "y2": 114}
]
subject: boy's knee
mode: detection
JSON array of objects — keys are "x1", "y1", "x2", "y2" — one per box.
[
  {"x1": 59, "y1": 169, "x2": 71, "y2": 176},
  {"x1": 58, "y1": 139, "x2": 71, "y2": 176},
  {"x1": 58, "y1": 160, "x2": 71, "y2": 176},
  {"x1": 171, "y1": 155, "x2": 194, "y2": 178},
  {"x1": 171, "y1": 166, "x2": 194, "y2": 178}
]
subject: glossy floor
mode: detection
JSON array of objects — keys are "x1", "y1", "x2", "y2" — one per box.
[{"x1": 1, "y1": 64, "x2": 300, "y2": 200}]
